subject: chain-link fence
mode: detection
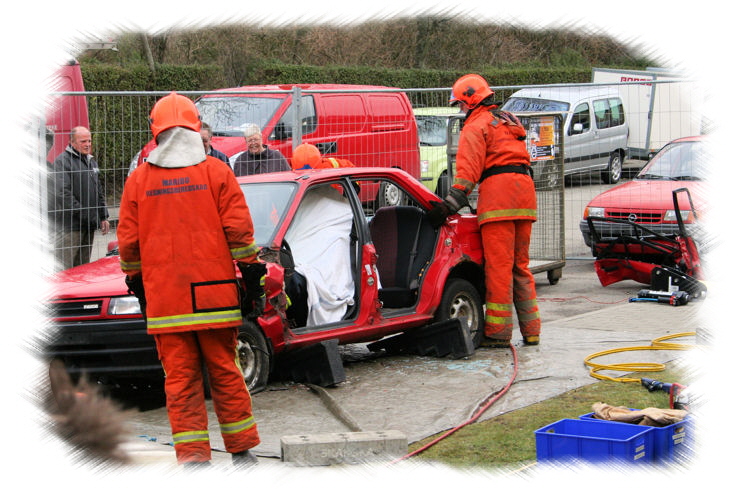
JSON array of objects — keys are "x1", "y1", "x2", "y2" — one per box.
[{"x1": 39, "y1": 77, "x2": 704, "y2": 271}]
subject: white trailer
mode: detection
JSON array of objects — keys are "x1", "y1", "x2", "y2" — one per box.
[{"x1": 591, "y1": 68, "x2": 704, "y2": 159}]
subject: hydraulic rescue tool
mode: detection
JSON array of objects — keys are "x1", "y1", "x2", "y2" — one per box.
[
  {"x1": 590, "y1": 188, "x2": 706, "y2": 299},
  {"x1": 629, "y1": 289, "x2": 690, "y2": 306}
]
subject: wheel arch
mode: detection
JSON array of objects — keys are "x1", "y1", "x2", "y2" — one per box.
[{"x1": 445, "y1": 260, "x2": 485, "y2": 300}]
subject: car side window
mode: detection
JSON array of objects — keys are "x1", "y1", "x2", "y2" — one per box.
[
  {"x1": 608, "y1": 97, "x2": 625, "y2": 127},
  {"x1": 593, "y1": 99, "x2": 610, "y2": 129},
  {"x1": 569, "y1": 103, "x2": 590, "y2": 135},
  {"x1": 274, "y1": 95, "x2": 317, "y2": 139}
]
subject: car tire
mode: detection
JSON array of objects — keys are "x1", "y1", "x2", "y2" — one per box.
[
  {"x1": 237, "y1": 320, "x2": 271, "y2": 394},
  {"x1": 435, "y1": 278, "x2": 484, "y2": 349},
  {"x1": 377, "y1": 181, "x2": 405, "y2": 207},
  {"x1": 601, "y1": 151, "x2": 623, "y2": 184}
]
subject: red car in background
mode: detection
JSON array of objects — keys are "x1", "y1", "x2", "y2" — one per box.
[
  {"x1": 579, "y1": 135, "x2": 710, "y2": 255},
  {"x1": 46, "y1": 168, "x2": 485, "y2": 394}
]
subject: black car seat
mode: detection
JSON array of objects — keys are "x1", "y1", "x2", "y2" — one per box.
[{"x1": 369, "y1": 206, "x2": 438, "y2": 308}]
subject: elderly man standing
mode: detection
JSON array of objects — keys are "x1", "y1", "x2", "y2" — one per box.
[
  {"x1": 231, "y1": 124, "x2": 290, "y2": 176},
  {"x1": 49, "y1": 126, "x2": 110, "y2": 269}
]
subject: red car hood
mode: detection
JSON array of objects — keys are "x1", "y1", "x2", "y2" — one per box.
[
  {"x1": 588, "y1": 180, "x2": 705, "y2": 212},
  {"x1": 49, "y1": 256, "x2": 126, "y2": 300}
]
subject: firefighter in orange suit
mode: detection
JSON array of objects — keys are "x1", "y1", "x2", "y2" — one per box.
[
  {"x1": 428, "y1": 74, "x2": 541, "y2": 348},
  {"x1": 117, "y1": 92, "x2": 262, "y2": 468},
  {"x1": 291, "y1": 143, "x2": 355, "y2": 170}
]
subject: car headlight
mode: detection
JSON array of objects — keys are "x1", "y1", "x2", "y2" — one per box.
[
  {"x1": 108, "y1": 296, "x2": 142, "y2": 315},
  {"x1": 663, "y1": 209, "x2": 691, "y2": 223},
  {"x1": 583, "y1": 207, "x2": 605, "y2": 219}
]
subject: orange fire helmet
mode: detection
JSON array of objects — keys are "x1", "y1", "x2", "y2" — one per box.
[
  {"x1": 292, "y1": 143, "x2": 322, "y2": 170},
  {"x1": 449, "y1": 74, "x2": 495, "y2": 110},
  {"x1": 148, "y1": 91, "x2": 202, "y2": 140}
]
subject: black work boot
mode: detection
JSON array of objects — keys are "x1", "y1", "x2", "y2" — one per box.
[
  {"x1": 481, "y1": 337, "x2": 511, "y2": 348},
  {"x1": 523, "y1": 335, "x2": 540, "y2": 346},
  {"x1": 232, "y1": 450, "x2": 258, "y2": 468}
]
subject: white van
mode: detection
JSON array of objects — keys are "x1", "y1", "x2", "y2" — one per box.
[{"x1": 502, "y1": 86, "x2": 629, "y2": 184}]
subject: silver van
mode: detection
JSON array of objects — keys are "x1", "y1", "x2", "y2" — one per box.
[{"x1": 502, "y1": 86, "x2": 629, "y2": 184}]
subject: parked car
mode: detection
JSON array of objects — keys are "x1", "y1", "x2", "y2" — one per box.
[
  {"x1": 579, "y1": 135, "x2": 708, "y2": 253},
  {"x1": 45, "y1": 167, "x2": 486, "y2": 394},
  {"x1": 502, "y1": 86, "x2": 629, "y2": 184},
  {"x1": 129, "y1": 85, "x2": 421, "y2": 206},
  {"x1": 414, "y1": 106, "x2": 461, "y2": 197}
]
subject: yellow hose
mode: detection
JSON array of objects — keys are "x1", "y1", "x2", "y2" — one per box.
[{"x1": 583, "y1": 332, "x2": 697, "y2": 383}]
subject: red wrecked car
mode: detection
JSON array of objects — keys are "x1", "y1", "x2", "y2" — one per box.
[
  {"x1": 579, "y1": 135, "x2": 709, "y2": 253},
  {"x1": 579, "y1": 136, "x2": 709, "y2": 293},
  {"x1": 46, "y1": 167, "x2": 486, "y2": 393}
]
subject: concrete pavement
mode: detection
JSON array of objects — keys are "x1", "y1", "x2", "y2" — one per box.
[{"x1": 113, "y1": 262, "x2": 708, "y2": 472}]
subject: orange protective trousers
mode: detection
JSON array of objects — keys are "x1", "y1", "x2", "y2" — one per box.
[
  {"x1": 481, "y1": 220, "x2": 541, "y2": 340},
  {"x1": 154, "y1": 328, "x2": 260, "y2": 463}
]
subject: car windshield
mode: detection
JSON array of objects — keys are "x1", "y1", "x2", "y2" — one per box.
[
  {"x1": 637, "y1": 141, "x2": 706, "y2": 181},
  {"x1": 240, "y1": 181, "x2": 297, "y2": 246},
  {"x1": 196, "y1": 96, "x2": 285, "y2": 137},
  {"x1": 502, "y1": 97, "x2": 570, "y2": 113},
  {"x1": 416, "y1": 115, "x2": 449, "y2": 146}
]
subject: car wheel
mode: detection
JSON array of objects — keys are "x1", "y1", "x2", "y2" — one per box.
[
  {"x1": 435, "y1": 278, "x2": 484, "y2": 349},
  {"x1": 377, "y1": 181, "x2": 404, "y2": 207},
  {"x1": 601, "y1": 151, "x2": 623, "y2": 184},
  {"x1": 237, "y1": 320, "x2": 271, "y2": 394}
]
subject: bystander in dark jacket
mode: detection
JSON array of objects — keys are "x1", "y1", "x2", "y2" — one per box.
[
  {"x1": 49, "y1": 126, "x2": 109, "y2": 269},
  {"x1": 231, "y1": 124, "x2": 290, "y2": 176}
]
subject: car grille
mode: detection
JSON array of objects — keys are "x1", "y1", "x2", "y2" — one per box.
[
  {"x1": 606, "y1": 211, "x2": 663, "y2": 223},
  {"x1": 50, "y1": 300, "x2": 104, "y2": 318}
]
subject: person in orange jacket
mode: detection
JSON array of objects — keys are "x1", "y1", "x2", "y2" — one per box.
[
  {"x1": 429, "y1": 73, "x2": 541, "y2": 348},
  {"x1": 291, "y1": 143, "x2": 355, "y2": 170},
  {"x1": 117, "y1": 92, "x2": 262, "y2": 469}
]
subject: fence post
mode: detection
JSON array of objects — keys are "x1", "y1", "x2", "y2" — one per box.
[{"x1": 292, "y1": 86, "x2": 303, "y2": 149}]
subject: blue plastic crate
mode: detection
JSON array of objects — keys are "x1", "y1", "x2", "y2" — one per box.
[
  {"x1": 535, "y1": 418, "x2": 654, "y2": 464},
  {"x1": 579, "y1": 411, "x2": 691, "y2": 462}
]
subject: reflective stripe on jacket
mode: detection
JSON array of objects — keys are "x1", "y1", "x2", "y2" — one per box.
[
  {"x1": 452, "y1": 105, "x2": 537, "y2": 225},
  {"x1": 117, "y1": 155, "x2": 258, "y2": 334}
]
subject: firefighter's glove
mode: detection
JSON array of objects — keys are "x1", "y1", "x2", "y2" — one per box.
[
  {"x1": 427, "y1": 188, "x2": 469, "y2": 227},
  {"x1": 125, "y1": 274, "x2": 147, "y2": 317},
  {"x1": 498, "y1": 111, "x2": 527, "y2": 140},
  {"x1": 498, "y1": 111, "x2": 521, "y2": 126},
  {"x1": 238, "y1": 262, "x2": 267, "y2": 317}
]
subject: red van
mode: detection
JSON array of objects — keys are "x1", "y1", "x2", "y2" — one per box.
[
  {"x1": 44, "y1": 60, "x2": 89, "y2": 163},
  {"x1": 131, "y1": 84, "x2": 421, "y2": 205}
]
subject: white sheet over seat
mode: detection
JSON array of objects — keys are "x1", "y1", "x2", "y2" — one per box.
[{"x1": 285, "y1": 185, "x2": 355, "y2": 326}]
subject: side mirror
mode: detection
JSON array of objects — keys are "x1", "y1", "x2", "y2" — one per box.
[
  {"x1": 571, "y1": 122, "x2": 584, "y2": 135},
  {"x1": 272, "y1": 122, "x2": 292, "y2": 140}
]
